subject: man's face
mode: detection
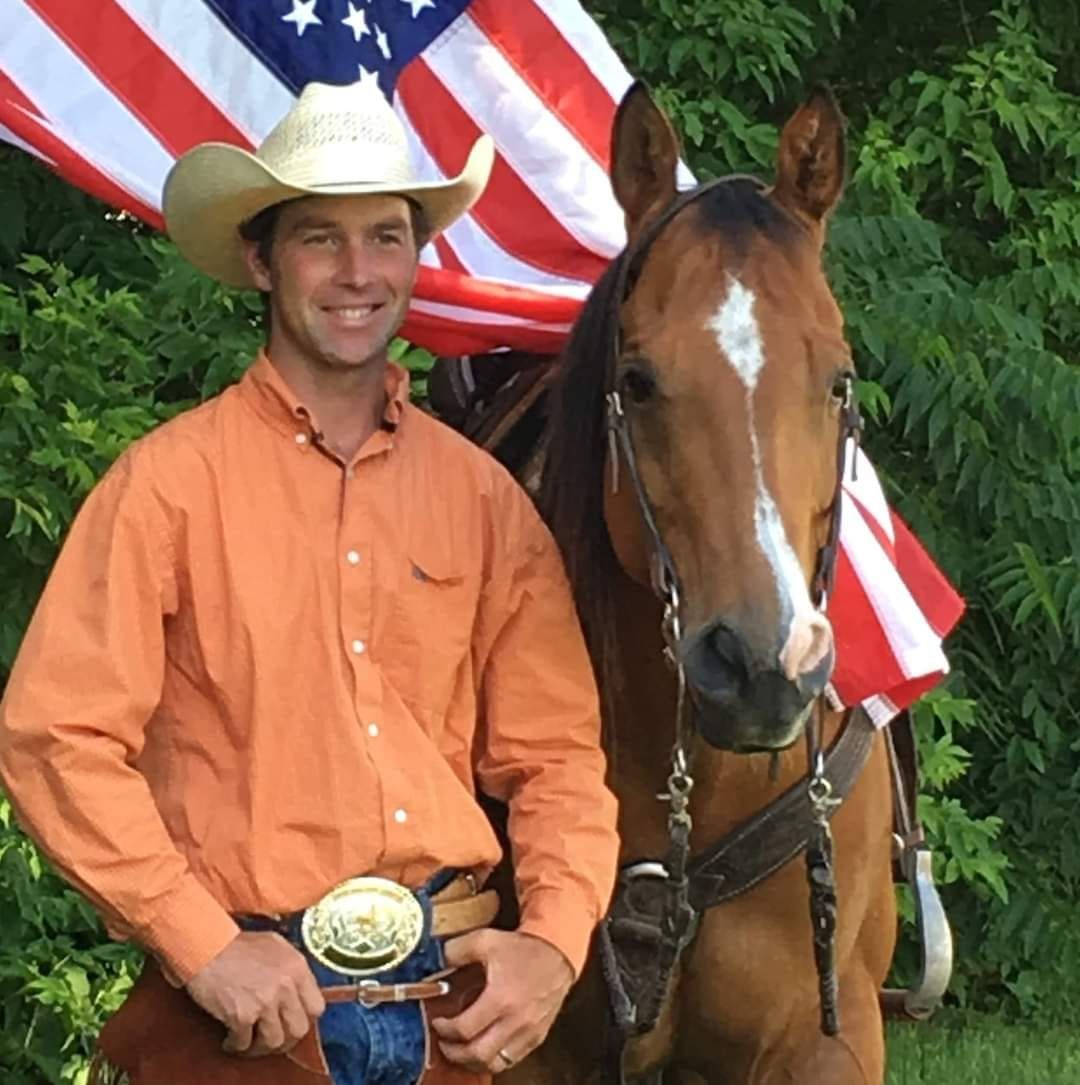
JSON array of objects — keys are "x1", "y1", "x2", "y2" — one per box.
[{"x1": 245, "y1": 193, "x2": 419, "y2": 374}]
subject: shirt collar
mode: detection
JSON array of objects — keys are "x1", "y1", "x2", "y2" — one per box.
[{"x1": 238, "y1": 351, "x2": 410, "y2": 440}]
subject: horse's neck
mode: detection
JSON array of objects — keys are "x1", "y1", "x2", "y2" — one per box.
[{"x1": 608, "y1": 570, "x2": 845, "y2": 858}]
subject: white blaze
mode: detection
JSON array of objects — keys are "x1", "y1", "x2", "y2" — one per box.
[{"x1": 706, "y1": 278, "x2": 832, "y2": 680}]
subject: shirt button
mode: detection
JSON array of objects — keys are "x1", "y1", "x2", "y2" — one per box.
[
  {"x1": 295, "y1": 433, "x2": 308, "y2": 445},
  {"x1": 367, "y1": 722, "x2": 379, "y2": 738},
  {"x1": 393, "y1": 808, "x2": 408, "y2": 824},
  {"x1": 351, "y1": 639, "x2": 366, "y2": 655},
  {"x1": 346, "y1": 550, "x2": 361, "y2": 566}
]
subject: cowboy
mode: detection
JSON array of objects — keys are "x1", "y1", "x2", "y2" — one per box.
[{"x1": 0, "y1": 80, "x2": 618, "y2": 1084}]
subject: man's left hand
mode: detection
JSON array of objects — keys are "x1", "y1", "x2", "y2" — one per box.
[{"x1": 430, "y1": 929, "x2": 574, "y2": 1073}]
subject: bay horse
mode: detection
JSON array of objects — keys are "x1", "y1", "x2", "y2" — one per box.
[{"x1": 507, "y1": 86, "x2": 896, "y2": 1084}]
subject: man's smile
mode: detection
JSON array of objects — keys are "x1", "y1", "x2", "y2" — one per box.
[{"x1": 322, "y1": 302, "x2": 386, "y2": 327}]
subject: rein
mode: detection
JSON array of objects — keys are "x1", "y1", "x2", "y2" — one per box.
[{"x1": 600, "y1": 177, "x2": 865, "y2": 1051}]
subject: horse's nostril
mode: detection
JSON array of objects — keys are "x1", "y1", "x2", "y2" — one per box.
[{"x1": 705, "y1": 624, "x2": 749, "y2": 695}]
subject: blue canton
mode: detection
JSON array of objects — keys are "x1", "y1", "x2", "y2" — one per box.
[{"x1": 204, "y1": 0, "x2": 472, "y2": 99}]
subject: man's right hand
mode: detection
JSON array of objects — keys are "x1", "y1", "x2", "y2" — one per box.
[{"x1": 185, "y1": 931, "x2": 326, "y2": 1056}]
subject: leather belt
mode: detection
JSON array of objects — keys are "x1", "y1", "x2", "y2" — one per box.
[
  {"x1": 323, "y1": 976, "x2": 454, "y2": 1006},
  {"x1": 429, "y1": 879, "x2": 500, "y2": 937}
]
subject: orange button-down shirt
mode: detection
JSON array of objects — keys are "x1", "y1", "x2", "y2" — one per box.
[{"x1": 0, "y1": 353, "x2": 618, "y2": 982}]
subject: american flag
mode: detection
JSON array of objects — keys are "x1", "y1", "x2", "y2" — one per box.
[{"x1": 0, "y1": 0, "x2": 963, "y2": 719}]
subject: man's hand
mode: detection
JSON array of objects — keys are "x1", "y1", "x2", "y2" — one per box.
[
  {"x1": 185, "y1": 931, "x2": 326, "y2": 1057},
  {"x1": 430, "y1": 929, "x2": 574, "y2": 1073}
]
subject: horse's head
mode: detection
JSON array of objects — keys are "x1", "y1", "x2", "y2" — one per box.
[{"x1": 596, "y1": 86, "x2": 852, "y2": 753}]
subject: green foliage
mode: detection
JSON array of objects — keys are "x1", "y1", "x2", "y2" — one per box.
[
  {"x1": 0, "y1": 796, "x2": 136, "y2": 1084},
  {"x1": 1, "y1": 1, "x2": 1080, "y2": 1076}
]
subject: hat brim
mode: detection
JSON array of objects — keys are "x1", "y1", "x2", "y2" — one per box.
[{"x1": 162, "y1": 135, "x2": 495, "y2": 288}]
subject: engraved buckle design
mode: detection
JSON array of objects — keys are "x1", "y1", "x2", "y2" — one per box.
[{"x1": 300, "y1": 876, "x2": 425, "y2": 977}]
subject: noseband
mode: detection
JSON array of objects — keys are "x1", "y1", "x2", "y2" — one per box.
[{"x1": 600, "y1": 177, "x2": 865, "y2": 1043}]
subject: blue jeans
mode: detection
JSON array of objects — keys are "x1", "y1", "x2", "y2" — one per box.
[{"x1": 239, "y1": 875, "x2": 451, "y2": 1085}]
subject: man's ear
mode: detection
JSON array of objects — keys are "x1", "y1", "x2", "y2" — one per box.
[{"x1": 242, "y1": 240, "x2": 273, "y2": 292}]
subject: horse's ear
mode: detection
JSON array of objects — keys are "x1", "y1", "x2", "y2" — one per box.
[
  {"x1": 610, "y1": 82, "x2": 680, "y2": 242},
  {"x1": 772, "y1": 86, "x2": 846, "y2": 227}
]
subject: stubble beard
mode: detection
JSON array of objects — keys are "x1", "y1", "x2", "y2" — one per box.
[{"x1": 294, "y1": 294, "x2": 410, "y2": 374}]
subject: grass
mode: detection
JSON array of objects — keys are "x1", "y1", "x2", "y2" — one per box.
[{"x1": 885, "y1": 1012, "x2": 1080, "y2": 1083}]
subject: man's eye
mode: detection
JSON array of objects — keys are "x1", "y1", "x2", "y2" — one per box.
[
  {"x1": 377, "y1": 232, "x2": 404, "y2": 247},
  {"x1": 303, "y1": 233, "x2": 332, "y2": 246}
]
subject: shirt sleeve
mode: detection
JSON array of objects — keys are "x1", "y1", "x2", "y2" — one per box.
[
  {"x1": 0, "y1": 449, "x2": 239, "y2": 983},
  {"x1": 473, "y1": 479, "x2": 619, "y2": 978}
]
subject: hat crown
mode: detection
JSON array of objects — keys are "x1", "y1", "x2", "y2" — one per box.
[{"x1": 256, "y1": 81, "x2": 412, "y2": 188}]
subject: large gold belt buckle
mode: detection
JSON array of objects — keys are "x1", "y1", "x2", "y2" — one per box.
[{"x1": 300, "y1": 877, "x2": 424, "y2": 976}]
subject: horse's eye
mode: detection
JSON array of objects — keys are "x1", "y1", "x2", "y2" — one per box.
[
  {"x1": 620, "y1": 364, "x2": 657, "y2": 405},
  {"x1": 830, "y1": 370, "x2": 855, "y2": 406}
]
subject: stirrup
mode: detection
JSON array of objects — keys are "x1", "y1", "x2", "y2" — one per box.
[{"x1": 882, "y1": 842, "x2": 952, "y2": 1020}]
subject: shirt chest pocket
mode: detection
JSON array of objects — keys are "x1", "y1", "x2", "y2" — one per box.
[{"x1": 383, "y1": 543, "x2": 479, "y2": 716}]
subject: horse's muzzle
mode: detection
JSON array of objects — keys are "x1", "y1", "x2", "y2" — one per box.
[{"x1": 680, "y1": 620, "x2": 832, "y2": 751}]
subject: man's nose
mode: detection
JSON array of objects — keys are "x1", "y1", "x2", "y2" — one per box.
[{"x1": 334, "y1": 239, "x2": 374, "y2": 286}]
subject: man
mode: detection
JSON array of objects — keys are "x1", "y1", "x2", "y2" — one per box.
[{"x1": 0, "y1": 80, "x2": 618, "y2": 1084}]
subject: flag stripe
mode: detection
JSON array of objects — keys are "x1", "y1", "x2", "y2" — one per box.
[
  {"x1": 399, "y1": 108, "x2": 593, "y2": 293},
  {"x1": 433, "y1": 236, "x2": 467, "y2": 274},
  {"x1": 397, "y1": 58, "x2": 608, "y2": 281},
  {"x1": 414, "y1": 266, "x2": 582, "y2": 322},
  {"x1": 410, "y1": 297, "x2": 571, "y2": 331},
  {"x1": 422, "y1": 12, "x2": 625, "y2": 259},
  {"x1": 402, "y1": 309, "x2": 565, "y2": 355},
  {"x1": 844, "y1": 446, "x2": 895, "y2": 546},
  {"x1": 534, "y1": 0, "x2": 636, "y2": 102},
  {"x1": 6, "y1": 0, "x2": 172, "y2": 208},
  {"x1": 467, "y1": 0, "x2": 614, "y2": 168},
  {"x1": 831, "y1": 548, "x2": 907, "y2": 705},
  {"x1": 0, "y1": 119, "x2": 50, "y2": 160},
  {"x1": 0, "y1": 70, "x2": 161, "y2": 223},
  {"x1": 891, "y1": 515, "x2": 966, "y2": 637},
  {"x1": 845, "y1": 489, "x2": 896, "y2": 564},
  {"x1": 115, "y1": 0, "x2": 293, "y2": 145},
  {"x1": 24, "y1": 0, "x2": 247, "y2": 157}
]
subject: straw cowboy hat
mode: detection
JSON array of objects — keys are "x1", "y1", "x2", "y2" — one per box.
[{"x1": 163, "y1": 79, "x2": 494, "y2": 288}]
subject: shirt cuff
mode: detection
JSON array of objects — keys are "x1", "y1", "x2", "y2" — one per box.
[
  {"x1": 136, "y1": 875, "x2": 241, "y2": 984},
  {"x1": 516, "y1": 886, "x2": 601, "y2": 980}
]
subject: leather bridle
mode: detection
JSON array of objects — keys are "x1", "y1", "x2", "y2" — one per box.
[{"x1": 601, "y1": 176, "x2": 865, "y2": 1040}]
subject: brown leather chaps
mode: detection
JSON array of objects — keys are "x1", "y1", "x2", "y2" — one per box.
[{"x1": 90, "y1": 962, "x2": 490, "y2": 1085}]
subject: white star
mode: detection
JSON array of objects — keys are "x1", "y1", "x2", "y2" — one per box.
[
  {"x1": 357, "y1": 65, "x2": 381, "y2": 91},
  {"x1": 281, "y1": 0, "x2": 321, "y2": 37},
  {"x1": 399, "y1": 0, "x2": 435, "y2": 16},
  {"x1": 374, "y1": 23, "x2": 392, "y2": 59},
  {"x1": 341, "y1": 2, "x2": 370, "y2": 41}
]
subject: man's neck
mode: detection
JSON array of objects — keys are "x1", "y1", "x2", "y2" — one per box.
[{"x1": 267, "y1": 349, "x2": 390, "y2": 463}]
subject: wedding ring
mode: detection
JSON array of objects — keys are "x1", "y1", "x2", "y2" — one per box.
[{"x1": 497, "y1": 1047, "x2": 515, "y2": 1069}]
